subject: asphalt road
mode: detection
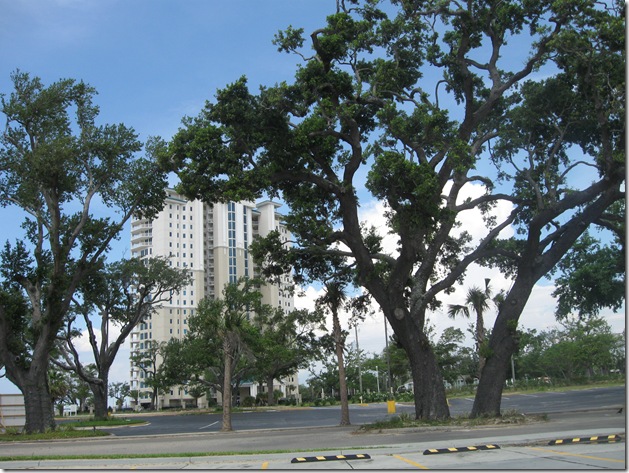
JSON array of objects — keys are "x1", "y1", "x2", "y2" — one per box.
[{"x1": 94, "y1": 385, "x2": 625, "y2": 437}]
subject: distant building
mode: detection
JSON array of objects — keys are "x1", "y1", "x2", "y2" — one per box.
[{"x1": 129, "y1": 188, "x2": 296, "y2": 409}]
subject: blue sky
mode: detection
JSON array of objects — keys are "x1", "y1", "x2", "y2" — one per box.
[
  {"x1": 0, "y1": 1, "x2": 624, "y2": 397},
  {"x1": 0, "y1": 0, "x2": 340, "y2": 396},
  {"x1": 1, "y1": 1, "x2": 335, "y2": 143}
]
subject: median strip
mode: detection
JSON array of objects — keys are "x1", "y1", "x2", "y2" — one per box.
[
  {"x1": 290, "y1": 453, "x2": 371, "y2": 463},
  {"x1": 548, "y1": 435, "x2": 622, "y2": 445},
  {"x1": 423, "y1": 444, "x2": 500, "y2": 455}
]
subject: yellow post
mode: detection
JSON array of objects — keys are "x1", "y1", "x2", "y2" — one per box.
[{"x1": 387, "y1": 400, "x2": 396, "y2": 414}]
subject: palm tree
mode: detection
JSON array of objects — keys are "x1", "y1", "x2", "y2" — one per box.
[
  {"x1": 197, "y1": 279, "x2": 260, "y2": 431},
  {"x1": 447, "y1": 279, "x2": 502, "y2": 379},
  {"x1": 319, "y1": 281, "x2": 351, "y2": 426}
]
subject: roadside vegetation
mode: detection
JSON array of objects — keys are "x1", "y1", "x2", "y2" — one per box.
[
  {"x1": 359, "y1": 410, "x2": 549, "y2": 432},
  {"x1": 0, "y1": 426, "x2": 110, "y2": 442},
  {"x1": 0, "y1": 447, "x2": 380, "y2": 463},
  {"x1": 0, "y1": 417, "x2": 145, "y2": 442}
]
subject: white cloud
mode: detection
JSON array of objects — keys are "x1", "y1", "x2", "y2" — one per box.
[
  {"x1": 70, "y1": 324, "x2": 131, "y2": 385},
  {"x1": 297, "y1": 181, "x2": 625, "y2": 372}
]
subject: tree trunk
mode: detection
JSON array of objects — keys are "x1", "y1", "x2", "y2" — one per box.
[
  {"x1": 91, "y1": 380, "x2": 109, "y2": 420},
  {"x1": 332, "y1": 312, "x2": 350, "y2": 426},
  {"x1": 476, "y1": 314, "x2": 486, "y2": 380},
  {"x1": 21, "y1": 369, "x2": 56, "y2": 434},
  {"x1": 471, "y1": 280, "x2": 533, "y2": 417},
  {"x1": 406, "y1": 329, "x2": 450, "y2": 420},
  {"x1": 266, "y1": 375, "x2": 276, "y2": 406},
  {"x1": 221, "y1": 340, "x2": 233, "y2": 431},
  {"x1": 383, "y1": 305, "x2": 450, "y2": 421}
]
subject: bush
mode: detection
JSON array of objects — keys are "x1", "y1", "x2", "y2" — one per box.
[
  {"x1": 361, "y1": 392, "x2": 390, "y2": 403},
  {"x1": 396, "y1": 391, "x2": 414, "y2": 402},
  {"x1": 242, "y1": 396, "x2": 256, "y2": 408}
]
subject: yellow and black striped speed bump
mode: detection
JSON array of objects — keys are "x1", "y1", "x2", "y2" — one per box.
[
  {"x1": 423, "y1": 444, "x2": 500, "y2": 455},
  {"x1": 291, "y1": 453, "x2": 371, "y2": 463},
  {"x1": 549, "y1": 434, "x2": 622, "y2": 445}
]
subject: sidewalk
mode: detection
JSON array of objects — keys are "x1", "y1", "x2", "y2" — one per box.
[{"x1": 1, "y1": 426, "x2": 624, "y2": 469}]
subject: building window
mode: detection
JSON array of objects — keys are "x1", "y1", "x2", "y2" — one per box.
[
  {"x1": 243, "y1": 206, "x2": 249, "y2": 277},
  {"x1": 228, "y1": 202, "x2": 237, "y2": 283}
]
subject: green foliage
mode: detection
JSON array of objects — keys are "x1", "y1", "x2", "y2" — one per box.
[
  {"x1": 130, "y1": 341, "x2": 170, "y2": 409},
  {"x1": 514, "y1": 316, "x2": 624, "y2": 381},
  {"x1": 366, "y1": 152, "x2": 441, "y2": 230},
  {"x1": 0, "y1": 428, "x2": 110, "y2": 442},
  {"x1": 359, "y1": 410, "x2": 545, "y2": 431},
  {"x1": 241, "y1": 396, "x2": 256, "y2": 408},
  {"x1": 161, "y1": 0, "x2": 625, "y2": 421},
  {"x1": 108, "y1": 382, "x2": 131, "y2": 409},
  {"x1": 0, "y1": 71, "x2": 169, "y2": 433},
  {"x1": 432, "y1": 327, "x2": 477, "y2": 383},
  {"x1": 250, "y1": 306, "x2": 326, "y2": 401},
  {"x1": 553, "y1": 229, "x2": 625, "y2": 319},
  {"x1": 56, "y1": 256, "x2": 190, "y2": 414}
]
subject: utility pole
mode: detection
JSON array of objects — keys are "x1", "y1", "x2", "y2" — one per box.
[
  {"x1": 355, "y1": 324, "x2": 363, "y2": 393},
  {"x1": 384, "y1": 316, "x2": 390, "y2": 390},
  {"x1": 511, "y1": 355, "x2": 516, "y2": 386}
]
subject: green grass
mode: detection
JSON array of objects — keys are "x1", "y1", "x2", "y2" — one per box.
[
  {"x1": 0, "y1": 446, "x2": 388, "y2": 462},
  {"x1": 436, "y1": 378, "x2": 625, "y2": 401},
  {"x1": 359, "y1": 410, "x2": 548, "y2": 432},
  {"x1": 61, "y1": 417, "x2": 146, "y2": 428},
  {"x1": 0, "y1": 427, "x2": 110, "y2": 442},
  {"x1": 0, "y1": 417, "x2": 145, "y2": 442}
]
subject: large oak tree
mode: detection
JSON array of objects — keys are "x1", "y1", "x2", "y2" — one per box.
[
  {"x1": 160, "y1": 0, "x2": 624, "y2": 419},
  {"x1": 54, "y1": 257, "x2": 190, "y2": 419},
  {"x1": 0, "y1": 71, "x2": 167, "y2": 432}
]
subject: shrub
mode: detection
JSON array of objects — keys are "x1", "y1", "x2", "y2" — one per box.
[{"x1": 242, "y1": 396, "x2": 256, "y2": 408}]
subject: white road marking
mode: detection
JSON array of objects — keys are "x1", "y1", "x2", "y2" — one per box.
[{"x1": 199, "y1": 421, "x2": 219, "y2": 429}]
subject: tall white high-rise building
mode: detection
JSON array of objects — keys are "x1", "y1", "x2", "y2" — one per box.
[{"x1": 129, "y1": 188, "x2": 296, "y2": 409}]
